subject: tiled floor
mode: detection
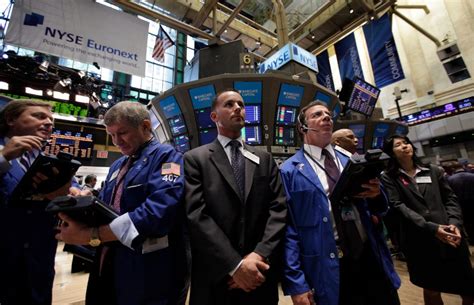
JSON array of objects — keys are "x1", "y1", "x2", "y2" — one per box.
[{"x1": 53, "y1": 243, "x2": 471, "y2": 305}]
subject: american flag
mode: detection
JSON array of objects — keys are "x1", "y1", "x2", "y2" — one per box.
[
  {"x1": 152, "y1": 25, "x2": 174, "y2": 62},
  {"x1": 161, "y1": 162, "x2": 181, "y2": 176}
]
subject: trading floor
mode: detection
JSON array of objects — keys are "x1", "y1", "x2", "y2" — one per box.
[{"x1": 52, "y1": 243, "x2": 471, "y2": 305}]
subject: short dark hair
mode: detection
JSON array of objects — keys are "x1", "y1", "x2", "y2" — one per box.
[
  {"x1": 382, "y1": 134, "x2": 425, "y2": 176},
  {"x1": 84, "y1": 174, "x2": 97, "y2": 184},
  {"x1": 211, "y1": 88, "x2": 241, "y2": 111},
  {"x1": 0, "y1": 99, "x2": 52, "y2": 136}
]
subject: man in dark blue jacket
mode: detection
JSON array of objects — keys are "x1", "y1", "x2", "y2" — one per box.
[
  {"x1": 280, "y1": 101, "x2": 400, "y2": 305},
  {"x1": 0, "y1": 99, "x2": 81, "y2": 305},
  {"x1": 57, "y1": 101, "x2": 188, "y2": 305}
]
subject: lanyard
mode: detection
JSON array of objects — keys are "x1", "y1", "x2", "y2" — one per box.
[{"x1": 303, "y1": 149, "x2": 339, "y2": 184}]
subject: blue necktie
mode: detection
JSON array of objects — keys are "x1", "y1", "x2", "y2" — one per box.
[
  {"x1": 229, "y1": 140, "x2": 245, "y2": 199},
  {"x1": 18, "y1": 151, "x2": 33, "y2": 173}
]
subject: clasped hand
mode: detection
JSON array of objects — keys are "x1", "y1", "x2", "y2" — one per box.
[
  {"x1": 228, "y1": 252, "x2": 269, "y2": 292},
  {"x1": 436, "y1": 224, "x2": 462, "y2": 248}
]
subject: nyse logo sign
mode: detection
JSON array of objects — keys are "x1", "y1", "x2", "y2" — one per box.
[{"x1": 259, "y1": 43, "x2": 318, "y2": 74}]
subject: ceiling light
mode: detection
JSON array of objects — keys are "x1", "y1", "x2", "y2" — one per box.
[{"x1": 38, "y1": 60, "x2": 49, "y2": 72}]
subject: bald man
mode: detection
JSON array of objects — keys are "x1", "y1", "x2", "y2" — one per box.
[{"x1": 332, "y1": 128, "x2": 358, "y2": 155}]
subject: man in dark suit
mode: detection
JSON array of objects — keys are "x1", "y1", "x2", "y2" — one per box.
[
  {"x1": 447, "y1": 161, "x2": 474, "y2": 245},
  {"x1": 184, "y1": 89, "x2": 287, "y2": 305}
]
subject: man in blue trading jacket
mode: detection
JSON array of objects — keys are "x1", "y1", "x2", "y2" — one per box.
[
  {"x1": 56, "y1": 101, "x2": 188, "y2": 305},
  {"x1": 280, "y1": 101, "x2": 400, "y2": 305},
  {"x1": 0, "y1": 99, "x2": 82, "y2": 305}
]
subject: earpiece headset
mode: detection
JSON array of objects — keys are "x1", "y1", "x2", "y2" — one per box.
[{"x1": 297, "y1": 112, "x2": 319, "y2": 133}]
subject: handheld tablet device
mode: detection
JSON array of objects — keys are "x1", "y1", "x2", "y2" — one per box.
[
  {"x1": 329, "y1": 149, "x2": 390, "y2": 205},
  {"x1": 46, "y1": 196, "x2": 118, "y2": 226},
  {"x1": 11, "y1": 152, "x2": 81, "y2": 202}
]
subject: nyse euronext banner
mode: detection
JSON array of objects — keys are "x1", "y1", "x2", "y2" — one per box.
[{"x1": 5, "y1": 0, "x2": 148, "y2": 77}]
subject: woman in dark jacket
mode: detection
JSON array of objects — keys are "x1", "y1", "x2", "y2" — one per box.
[{"x1": 380, "y1": 135, "x2": 473, "y2": 305}]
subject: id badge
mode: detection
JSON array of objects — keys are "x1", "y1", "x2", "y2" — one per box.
[
  {"x1": 341, "y1": 206, "x2": 356, "y2": 221},
  {"x1": 415, "y1": 176, "x2": 432, "y2": 184}
]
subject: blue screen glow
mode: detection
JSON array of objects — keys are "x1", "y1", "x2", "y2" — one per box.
[
  {"x1": 234, "y1": 81, "x2": 262, "y2": 104},
  {"x1": 199, "y1": 128, "x2": 218, "y2": 145},
  {"x1": 159, "y1": 95, "x2": 181, "y2": 119},
  {"x1": 168, "y1": 115, "x2": 187, "y2": 136},
  {"x1": 189, "y1": 85, "x2": 216, "y2": 110},
  {"x1": 277, "y1": 83, "x2": 304, "y2": 107},
  {"x1": 245, "y1": 105, "x2": 260, "y2": 124},
  {"x1": 242, "y1": 126, "x2": 261, "y2": 145},
  {"x1": 276, "y1": 105, "x2": 297, "y2": 126},
  {"x1": 195, "y1": 108, "x2": 214, "y2": 130}
]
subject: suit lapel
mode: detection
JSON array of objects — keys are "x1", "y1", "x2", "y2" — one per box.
[
  {"x1": 398, "y1": 173, "x2": 425, "y2": 202},
  {"x1": 292, "y1": 150, "x2": 326, "y2": 197},
  {"x1": 209, "y1": 140, "x2": 242, "y2": 199},
  {"x1": 243, "y1": 144, "x2": 257, "y2": 202}
]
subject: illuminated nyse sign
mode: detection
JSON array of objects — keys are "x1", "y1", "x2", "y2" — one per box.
[{"x1": 259, "y1": 43, "x2": 318, "y2": 74}]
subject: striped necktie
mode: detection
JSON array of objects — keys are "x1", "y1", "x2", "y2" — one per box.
[
  {"x1": 111, "y1": 157, "x2": 134, "y2": 213},
  {"x1": 18, "y1": 151, "x2": 34, "y2": 173}
]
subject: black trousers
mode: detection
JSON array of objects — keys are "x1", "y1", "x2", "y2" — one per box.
[{"x1": 339, "y1": 243, "x2": 400, "y2": 305}]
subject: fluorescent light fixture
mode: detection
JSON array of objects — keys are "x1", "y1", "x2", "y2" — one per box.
[
  {"x1": 75, "y1": 95, "x2": 90, "y2": 104},
  {"x1": 46, "y1": 89, "x2": 53, "y2": 96},
  {"x1": 53, "y1": 91, "x2": 70, "y2": 100},
  {"x1": 0, "y1": 81, "x2": 9, "y2": 90},
  {"x1": 25, "y1": 87, "x2": 43, "y2": 96}
]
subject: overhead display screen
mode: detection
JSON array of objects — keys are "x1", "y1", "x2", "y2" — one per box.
[
  {"x1": 195, "y1": 108, "x2": 214, "y2": 130},
  {"x1": 332, "y1": 103, "x2": 342, "y2": 121},
  {"x1": 395, "y1": 124, "x2": 409, "y2": 135},
  {"x1": 275, "y1": 105, "x2": 297, "y2": 126},
  {"x1": 275, "y1": 126, "x2": 295, "y2": 146},
  {"x1": 168, "y1": 115, "x2": 187, "y2": 136},
  {"x1": 189, "y1": 84, "x2": 216, "y2": 110},
  {"x1": 245, "y1": 105, "x2": 261, "y2": 124},
  {"x1": 159, "y1": 95, "x2": 181, "y2": 119},
  {"x1": 199, "y1": 128, "x2": 217, "y2": 145},
  {"x1": 174, "y1": 135, "x2": 190, "y2": 152},
  {"x1": 340, "y1": 78, "x2": 380, "y2": 117},
  {"x1": 242, "y1": 126, "x2": 261, "y2": 145},
  {"x1": 234, "y1": 81, "x2": 262, "y2": 104},
  {"x1": 277, "y1": 83, "x2": 304, "y2": 107},
  {"x1": 44, "y1": 129, "x2": 93, "y2": 159}
]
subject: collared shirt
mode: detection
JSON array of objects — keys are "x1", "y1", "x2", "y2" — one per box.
[
  {"x1": 399, "y1": 165, "x2": 430, "y2": 191},
  {"x1": 217, "y1": 134, "x2": 244, "y2": 165},
  {"x1": 303, "y1": 143, "x2": 367, "y2": 243}
]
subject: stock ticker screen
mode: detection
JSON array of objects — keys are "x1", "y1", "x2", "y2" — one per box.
[
  {"x1": 343, "y1": 78, "x2": 380, "y2": 117},
  {"x1": 244, "y1": 105, "x2": 261, "y2": 124},
  {"x1": 275, "y1": 126, "x2": 295, "y2": 146},
  {"x1": 275, "y1": 105, "x2": 297, "y2": 126},
  {"x1": 44, "y1": 129, "x2": 93, "y2": 159}
]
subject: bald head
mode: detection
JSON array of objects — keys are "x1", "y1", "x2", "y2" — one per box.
[{"x1": 332, "y1": 128, "x2": 358, "y2": 154}]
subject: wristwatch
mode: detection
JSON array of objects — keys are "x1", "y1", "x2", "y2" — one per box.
[{"x1": 89, "y1": 227, "x2": 101, "y2": 247}]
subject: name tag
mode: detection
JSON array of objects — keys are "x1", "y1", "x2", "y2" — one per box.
[
  {"x1": 109, "y1": 169, "x2": 119, "y2": 181},
  {"x1": 243, "y1": 150, "x2": 260, "y2": 164},
  {"x1": 416, "y1": 176, "x2": 432, "y2": 184},
  {"x1": 341, "y1": 206, "x2": 356, "y2": 221}
]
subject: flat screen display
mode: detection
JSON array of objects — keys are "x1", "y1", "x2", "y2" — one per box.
[
  {"x1": 159, "y1": 95, "x2": 181, "y2": 119},
  {"x1": 174, "y1": 135, "x2": 190, "y2": 152},
  {"x1": 371, "y1": 123, "x2": 390, "y2": 149},
  {"x1": 395, "y1": 124, "x2": 408, "y2": 135},
  {"x1": 149, "y1": 108, "x2": 161, "y2": 131},
  {"x1": 277, "y1": 83, "x2": 304, "y2": 107},
  {"x1": 341, "y1": 78, "x2": 380, "y2": 117},
  {"x1": 168, "y1": 115, "x2": 187, "y2": 136},
  {"x1": 245, "y1": 105, "x2": 261, "y2": 124},
  {"x1": 332, "y1": 103, "x2": 342, "y2": 122},
  {"x1": 275, "y1": 126, "x2": 295, "y2": 146},
  {"x1": 199, "y1": 128, "x2": 217, "y2": 145},
  {"x1": 242, "y1": 126, "x2": 261, "y2": 145},
  {"x1": 234, "y1": 81, "x2": 262, "y2": 104},
  {"x1": 44, "y1": 129, "x2": 93, "y2": 159},
  {"x1": 275, "y1": 105, "x2": 297, "y2": 126},
  {"x1": 195, "y1": 108, "x2": 214, "y2": 130},
  {"x1": 457, "y1": 97, "x2": 473, "y2": 110},
  {"x1": 189, "y1": 84, "x2": 216, "y2": 110},
  {"x1": 314, "y1": 91, "x2": 331, "y2": 105}
]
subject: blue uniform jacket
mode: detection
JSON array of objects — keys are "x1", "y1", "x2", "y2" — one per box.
[
  {"x1": 98, "y1": 140, "x2": 187, "y2": 304},
  {"x1": 280, "y1": 149, "x2": 400, "y2": 305}
]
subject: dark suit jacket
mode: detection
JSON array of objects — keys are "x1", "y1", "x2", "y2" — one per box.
[
  {"x1": 448, "y1": 170, "x2": 474, "y2": 223},
  {"x1": 184, "y1": 139, "x2": 287, "y2": 305},
  {"x1": 381, "y1": 165, "x2": 473, "y2": 293}
]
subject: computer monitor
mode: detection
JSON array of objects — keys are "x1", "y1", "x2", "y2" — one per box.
[
  {"x1": 275, "y1": 126, "x2": 296, "y2": 146},
  {"x1": 245, "y1": 105, "x2": 261, "y2": 124},
  {"x1": 168, "y1": 115, "x2": 187, "y2": 136},
  {"x1": 242, "y1": 126, "x2": 261, "y2": 145},
  {"x1": 394, "y1": 124, "x2": 408, "y2": 135},
  {"x1": 339, "y1": 78, "x2": 380, "y2": 117},
  {"x1": 314, "y1": 91, "x2": 332, "y2": 105},
  {"x1": 234, "y1": 81, "x2": 262, "y2": 104},
  {"x1": 275, "y1": 105, "x2": 298, "y2": 126},
  {"x1": 195, "y1": 108, "x2": 214, "y2": 130},
  {"x1": 277, "y1": 83, "x2": 304, "y2": 107},
  {"x1": 332, "y1": 103, "x2": 342, "y2": 122},
  {"x1": 44, "y1": 129, "x2": 93, "y2": 159},
  {"x1": 199, "y1": 128, "x2": 218, "y2": 145},
  {"x1": 174, "y1": 135, "x2": 190, "y2": 152},
  {"x1": 159, "y1": 95, "x2": 181, "y2": 119},
  {"x1": 371, "y1": 123, "x2": 390, "y2": 149},
  {"x1": 189, "y1": 84, "x2": 216, "y2": 110}
]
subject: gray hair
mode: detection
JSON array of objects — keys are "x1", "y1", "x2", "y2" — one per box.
[{"x1": 103, "y1": 101, "x2": 150, "y2": 127}]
